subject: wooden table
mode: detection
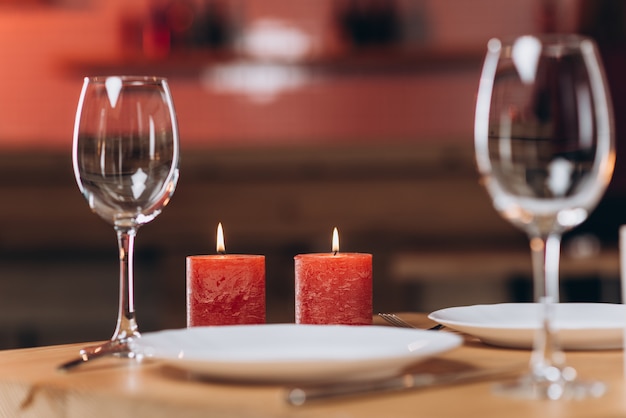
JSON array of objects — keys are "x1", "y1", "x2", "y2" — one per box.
[{"x1": 0, "y1": 314, "x2": 624, "y2": 418}]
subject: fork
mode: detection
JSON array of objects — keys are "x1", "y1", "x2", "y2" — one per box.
[{"x1": 378, "y1": 313, "x2": 444, "y2": 331}]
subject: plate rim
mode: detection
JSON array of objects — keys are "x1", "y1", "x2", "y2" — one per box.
[{"x1": 428, "y1": 302, "x2": 624, "y2": 330}]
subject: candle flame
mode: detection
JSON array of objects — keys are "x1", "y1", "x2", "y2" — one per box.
[
  {"x1": 332, "y1": 227, "x2": 339, "y2": 254},
  {"x1": 216, "y1": 222, "x2": 225, "y2": 254}
]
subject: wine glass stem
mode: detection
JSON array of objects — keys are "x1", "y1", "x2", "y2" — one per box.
[
  {"x1": 529, "y1": 233, "x2": 564, "y2": 374},
  {"x1": 111, "y1": 226, "x2": 140, "y2": 343}
]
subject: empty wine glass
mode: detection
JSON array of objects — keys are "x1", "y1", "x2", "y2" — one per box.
[
  {"x1": 474, "y1": 35, "x2": 615, "y2": 399},
  {"x1": 69, "y1": 76, "x2": 179, "y2": 367}
]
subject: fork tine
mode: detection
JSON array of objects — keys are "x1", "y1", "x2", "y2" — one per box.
[
  {"x1": 377, "y1": 313, "x2": 416, "y2": 329},
  {"x1": 378, "y1": 313, "x2": 444, "y2": 330}
]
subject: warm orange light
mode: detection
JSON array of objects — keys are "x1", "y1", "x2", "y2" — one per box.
[
  {"x1": 216, "y1": 222, "x2": 225, "y2": 253},
  {"x1": 530, "y1": 237, "x2": 543, "y2": 252},
  {"x1": 332, "y1": 227, "x2": 339, "y2": 254}
]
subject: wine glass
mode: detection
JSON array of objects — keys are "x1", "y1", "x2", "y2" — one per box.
[
  {"x1": 69, "y1": 76, "x2": 179, "y2": 366},
  {"x1": 474, "y1": 35, "x2": 615, "y2": 399}
]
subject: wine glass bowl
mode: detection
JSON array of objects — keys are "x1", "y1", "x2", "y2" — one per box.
[
  {"x1": 74, "y1": 76, "x2": 179, "y2": 229},
  {"x1": 474, "y1": 35, "x2": 614, "y2": 399},
  {"x1": 69, "y1": 76, "x2": 179, "y2": 365}
]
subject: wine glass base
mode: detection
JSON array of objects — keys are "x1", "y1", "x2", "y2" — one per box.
[
  {"x1": 492, "y1": 374, "x2": 606, "y2": 400},
  {"x1": 79, "y1": 339, "x2": 134, "y2": 359},
  {"x1": 59, "y1": 338, "x2": 140, "y2": 371}
]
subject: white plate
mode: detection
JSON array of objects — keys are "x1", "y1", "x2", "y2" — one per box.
[
  {"x1": 429, "y1": 303, "x2": 625, "y2": 350},
  {"x1": 132, "y1": 324, "x2": 462, "y2": 383}
]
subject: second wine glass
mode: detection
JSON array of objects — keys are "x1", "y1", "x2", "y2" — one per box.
[
  {"x1": 474, "y1": 35, "x2": 615, "y2": 399},
  {"x1": 70, "y1": 76, "x2": 180, "y2": 366}
]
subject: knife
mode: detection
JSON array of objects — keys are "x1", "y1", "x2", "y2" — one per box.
[{"x1": 286, "y1": 366, "x2": 521, "y2": 406}]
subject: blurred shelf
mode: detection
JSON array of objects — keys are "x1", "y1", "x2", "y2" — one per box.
[
  {"x1": 312, "y1": 48, "x2": 483, "y2": 76},
  {"x1": 60, "y1": 47, "x2": 483, "y2": 79}
]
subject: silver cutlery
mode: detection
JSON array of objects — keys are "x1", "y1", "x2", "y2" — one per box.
[
  {"x1": 378, "y1": 313, "x2": 443, "y2": 331},
  {"x1": 286, "y1": 365, "x2": 521, "y2": 405}
]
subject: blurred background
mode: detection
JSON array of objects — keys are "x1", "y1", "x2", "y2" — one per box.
[{"x1": 0, "y1": 0, "x2": 624, "y2": 349}]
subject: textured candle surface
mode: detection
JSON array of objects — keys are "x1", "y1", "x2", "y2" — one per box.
[
  {"x1": 295, "y1": 253, "x2": 372, "y2": 325},
  {"x1": 187, "y1": 255, "x2": 265, "y2": 326}
]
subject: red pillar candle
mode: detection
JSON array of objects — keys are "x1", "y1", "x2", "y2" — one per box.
[
  {"x1": 186, "y1": 223, "x2": 266, "y2": 326},
  {"x1": 295, "y1": 228, "x2": 373, "y2": 325}
]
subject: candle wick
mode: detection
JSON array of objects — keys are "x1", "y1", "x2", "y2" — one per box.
[
  {"x1": 218, "y1": 250, "x2": 226, "y2": 255},
  {"x1": 333, "y1": 250, "x2": 338, "y2": 256}
]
